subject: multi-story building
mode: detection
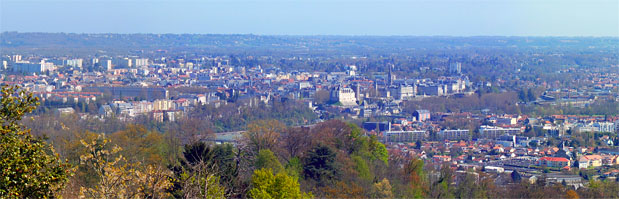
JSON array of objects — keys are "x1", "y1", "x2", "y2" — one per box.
[
  {"x1": 479, "y1": 125, "x2": 521, "y2": 139},
  {"x1": 538, "y1": 157, "x2": 570, "y2": 168},
  {"x1": 132, "y1": 101, "x2": 154, "y2": 114},
  {"x1": 133, "y1": 58, "x2": 149, "y2": 67},
  {"x1": 414, "y1": 110, "x2": 430, "y2": 122},
  {"x1": 111, "y1": 102, "x2": 135, "y2": 117},
  {"x1": 330, "y1": 86, "x2": 357, "y2": 106},
  {"x1": 363, "y1": 122, "x2": 390, "y2": 132},
  {"x1": 11, "y1": 55, "x2": 22, "y2": 62},
  {"x1": 390, "y1": 84, "x2": 416, "y2": 100},
  {"x1": 449, "y1": 62, "x2": 461, "y2": 74},
  {"x1": 153, "y1": 99, "x2": 175, "y2": 111},
  {"x1": 384, "y1": 130, "x2": 427, "y2": 143},
  {"x1": 544, "y1": 174, "x2": 582, "y2": 187},
  {"x1": 575, "y1": 122, "x2": 616, "y2": 133},
  {"x1": 578, "y1": 155, "x2": 603, "y2": 169},
  {"x1": 101, "y1": 59, "x2": 113, "y2": 70},
  {"x1": 418, "y1": 84, "x2": 444, "y2": 96},
  {"x1": 594, "y1": 122, "x2": 615, "y2": 133},
  {"x1": 99, "y1": 105, "x2": 114, "y2": 117},
  {"x1": 446, "y1": 81, "x2": 461, "y2": 94},
  {"x1": 113, "y1": 58, "x2": 132, "y2": 68},
  {"x1": 66, "y1": 59, "x2": 83, "y2": 68},
  {"x1": 13, "y1": 61, "x2": 54, "y2": 74},
  {"x1": 438, "y1": 129, "x2": 470, "y2": 141}
]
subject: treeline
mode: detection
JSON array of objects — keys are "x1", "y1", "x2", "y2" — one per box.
[
  {"x1": 190, "y1": 98, "x2": 318, "y2": 132},
  {"x1": 402, "y1": 91, "x2": 617, "y2": 117},
  {"x1": 403, "y1": 92, "x2": 521, "y2": 114},
  {"x1": 522, "y1": 99, "x2": 619, "y2": 117}
]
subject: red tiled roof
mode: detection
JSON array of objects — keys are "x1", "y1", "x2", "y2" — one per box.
[{"x1": 540, "y1": 157, "x2": 569, "y2": 162}]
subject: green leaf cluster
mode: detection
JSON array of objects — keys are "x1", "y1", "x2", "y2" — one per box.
[
  {"x1": 0, "y1": 85, "x2": 72, "y2": 198},
  {"x1": 249, "y1": 168, "x2": 312, "y2": 199}
]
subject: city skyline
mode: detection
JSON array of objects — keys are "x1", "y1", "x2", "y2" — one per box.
[{"x1": 1, "y1": 0, "x2": 618, "y2": 37}]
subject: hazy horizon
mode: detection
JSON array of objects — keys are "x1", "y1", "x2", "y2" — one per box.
[
  {"x1": 3, "y1": 32, "x2": 619, "y2": 38},
  {"x1": 1, "y1": 0, "x2": 618, "y2": 37}
]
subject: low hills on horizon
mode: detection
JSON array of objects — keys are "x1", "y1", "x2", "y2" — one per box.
[{"x1": 2, "y1": 31, "x2": 617, "y2": 56}]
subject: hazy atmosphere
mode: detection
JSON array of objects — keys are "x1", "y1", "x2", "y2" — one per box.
[
  {"x1": 2, "y1": 0, "x2": 618, "y2": 36},
  {"x1": 1, "y1": 0, "x2": 618, "y2": 198}
]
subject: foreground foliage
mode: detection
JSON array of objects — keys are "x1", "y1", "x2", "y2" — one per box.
[
  {"x1": 249, "y1": 168, "x2": 312, "y2": 199},
  {"x1": 78, "y1": 134, "x2": 173, "y2": 198},
  {"x1": 0, "y1": 85, "x2": 72, "y2": 198}
]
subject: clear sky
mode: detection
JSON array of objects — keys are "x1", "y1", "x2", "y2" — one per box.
[{"x1": 1, "y1": 0, "x2": 618, "y2": 36}]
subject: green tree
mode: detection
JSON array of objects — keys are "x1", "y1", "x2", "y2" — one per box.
[
  {"x1": 303, "y1": 145, "x2": 338, "y2": 186},
  {"x1": 348, "y1": 123, "x2": 388, "y2": 165},
  {"x1": 0, "y1": 85, "x2": 72, "y2": 198},
  {"x1": 519, "y1": 89, "x2": 528, "y2": 102},
  {"x1": 527, "y1": 88, "x2": 536, "y2": 102},
  {"x1": 172, "y1": 162, "x2": 226, "y2": 199},
  {"x1": 285, "y1": 157, "x2": 303, "y2": 179},
  {"x1": 369, "y1": 135, "x2": 389, "y2": 165},
  {"x1": 511, "y1": 170, "x2": 522, "y2": 182},
  {"x1": 248, "y1": 168, "x2": 312, "y2": 199},
  {"x1": 256, "y1": 149, "x2": 284, "y2": 174},
  {"x1": 351, "y1": 155, "x2": 372, "y2": 181},
  {"x1": 170, "y1": 142, "x2": 238, "y2": 197},
  {"x1": 415, "y1": 140, "x2": 422, "y2": 150}
]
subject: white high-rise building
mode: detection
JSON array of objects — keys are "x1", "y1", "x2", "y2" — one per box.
[
  {"x1": 11, "y1": 55, "x2": 22, "y2": 62},
  {"x1": 186, "y1": 62, "x2": 194, "y2": 70},
  {"x1": 66, "y1": 59, "x2": 83, "y2": 68},
  {"x1": 594, "y1": 122, "x2": 615, "y2": 133},
  {"x1": 13, "y1": 60, "x2": 54, "y2": 74},
  {"x1": 101, "y1": 59, "x2": 113, "y2": 70},
  {"x1": 133, "y1": 58, "x2": 149, "y2": 67},
  {"x1": 449, "y1": 62, "x2": 462, "y2": 74}
]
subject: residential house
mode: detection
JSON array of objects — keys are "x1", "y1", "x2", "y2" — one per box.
[
  {"x1": 538, "y1": 157, "x2": 571, "y2": 168},
  {"x1": 578, "y1": 155, "x2": 603, "y2": 169}
]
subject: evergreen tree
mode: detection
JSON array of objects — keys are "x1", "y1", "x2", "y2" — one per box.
[
  {"x1": 170, "y1": 142, "x2": 238, "y2": 197},
  {"x1": 519, "y1": 89, "x2": 528, "y2": 102},
  {"x1": 415, "y1": 140, "x2": 422, "y2": 150},
  {"x1": 303, "y1": 145, "x2": 338, "y2": 186},
  {"x1": 527, "y1": 88, "x2": 536, "y2": 102},
  {"x1": 511, "y1": 170, "x2": 522, "y2": 182}
]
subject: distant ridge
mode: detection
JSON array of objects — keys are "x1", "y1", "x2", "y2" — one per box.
[{"x1": 1, "y1": 32, "x2": 617, "y2": 56}]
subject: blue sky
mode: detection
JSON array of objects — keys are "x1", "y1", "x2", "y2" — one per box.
[{"x1": 1, "y1": 0, "x2": 617, "y2": 36}]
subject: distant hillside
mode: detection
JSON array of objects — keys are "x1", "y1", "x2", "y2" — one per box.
[{"x1": 1, "y1": 32, "x2": 617, "y2": 56}]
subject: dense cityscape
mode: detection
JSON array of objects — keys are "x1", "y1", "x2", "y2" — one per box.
[{"x1": 0, "y1": 33, "x2": 617, "y2": 198}]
